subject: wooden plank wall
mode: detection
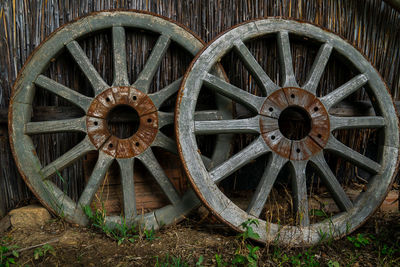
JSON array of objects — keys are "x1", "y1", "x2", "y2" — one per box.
[{"x1": 0, "y1": 0, "x2": 399, "y2": 213}]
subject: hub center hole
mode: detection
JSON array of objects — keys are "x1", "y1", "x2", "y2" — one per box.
[
  {"x1": 107, "y1": 105, "x2": 140, "y2": 139},
  {"x1": 278, "y1": 106, "x2": 311, "y2": 140}
]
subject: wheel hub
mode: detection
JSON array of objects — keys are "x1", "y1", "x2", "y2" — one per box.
[
  {"x1": 259, "y1": 87, "x2": 330, "y2": 160},
  {"x1": 86, "y1": 86, "x2": 158, "y2": 158}
]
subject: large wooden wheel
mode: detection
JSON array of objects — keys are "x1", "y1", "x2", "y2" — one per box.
[
  {"x1": 9, "y1": 11, "x2": 230, "y2": 229},
  {"x1": 176, "y1": 18, "x2": 399, "y2": 245}
]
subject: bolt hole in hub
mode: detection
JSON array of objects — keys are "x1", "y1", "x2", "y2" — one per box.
[
  {"x1": 278, "y1": 106, "x2": 311, "y2": 140},
  {"x1": 107, "y1": 105, "x2": 140, "y2": 139}
]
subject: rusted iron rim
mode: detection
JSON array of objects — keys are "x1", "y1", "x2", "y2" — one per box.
[
  {"x1": 175, "y1": 18, "x2": 399, "y2": 246},
  {"x1": 8, "y1": 11, "x2": 231, "y2": 230}
]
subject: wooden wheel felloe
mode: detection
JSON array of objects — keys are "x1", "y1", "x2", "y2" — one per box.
[
  {"x1": 176, "y1": 18, "x2": 399, "y2": 245},
  {"x1": 9, "y1": 11, "x2": 230, "y2": 229}
]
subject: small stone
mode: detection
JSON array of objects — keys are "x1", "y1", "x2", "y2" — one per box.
[
  {"x1": 380, "y1": 190, "x2": 399, "y2": 212},
  {"x1": 59, "y1": 230, "x2": 81, "y2": 247},
  {"x1": 9, "y1": 204, "x2": 51, "y2": 229}
]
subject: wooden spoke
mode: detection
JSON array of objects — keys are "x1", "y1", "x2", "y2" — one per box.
[
  {"x1": 303, "y1": 43, "x2": 333, "y2": 94},
  {"x1": 210, "y1": 136, "x2": 270, "y2": 183},
  {"x1": 157, "y1": 111, "x2": 174, "y2": 128},
  {"x1": 277, "y1": 31, "x2": 298, "y2": 88},
  {"x1": 112, "y1": 26, "x2": 129, "y2": 86},
  {"x1": 25, "y1": 117, "x2": 87, "y2": 135},
  {"x1": 78, "y1": 152, "x2": 114, "y2": 208},
  {"x1": 133, "y1": 34, "x2": 171, "y2": 93},
  {"x1": 66, "y1": 40, "x2": 109, "y2": 95},
  {"x1": 34, "y1": 75, "x2": 92, "y2": 112},
  {"x1": 136, "y1": 148, "x2": 180, "y2": 205},
  {"x1": 290, "y1": 160, "x2": 310, "y2": 226},
  {"x1": 310, "y1": 153, "x2": 353, "y2": 211},
  {"x1": 203, "y1": 73, "x2": 265, "y2": 112},
  {"x1": 149, "y1": 78, "x2": 182, "y2": 108},
  {"x1": 321, "y1": 74, "x2": 369, "y2": 110},
  {"x1": 40, "y1": 136, "x2": 95, "y2": 179},
  {"x1": 194, "y1": 110, "x2": 222, "y2": 121},
  {"x1": 330, "y1": 116, "x2": 385, "y2": 130},
  {"x1": 194, "y1": 116, "x2": 260, "y2": 134},
  {"x1": 233, "y1": 40, "x2": 278, "y2": 95},
  {"x1": 325, "y1": 136, "x2": 381, "y2": 174},
  {"x1": 247, "y1": 154, "x2": 287, "y2": 217},
  {"x1": 151, "y1": 132, "x2": 177, "y2": 154},
  {"x1": 117, "y1": 157, "x2": 136, "y2": 220}
]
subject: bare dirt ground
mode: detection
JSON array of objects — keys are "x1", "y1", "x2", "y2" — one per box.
[{"x1": 2, "y1": 209, "x2": 400, "y2": 266}]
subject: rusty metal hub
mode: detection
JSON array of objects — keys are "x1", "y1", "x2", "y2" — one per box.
[
  {"x1": 87, "y1": 86, "x2": 158, "y2": 158},
  {"x1": 260, "y1": 87, "x2": 329, "y2": 161}
]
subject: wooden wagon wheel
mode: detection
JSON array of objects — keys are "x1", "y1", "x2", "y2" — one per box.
[
  {"x1": 176, "y1": 18, "x2": 399, "y2": 245},
  {"x1": 9, "y1": 11, "x2": 231, "y2": 229}
]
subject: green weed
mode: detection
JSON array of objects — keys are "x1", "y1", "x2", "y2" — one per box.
[
  {"x1": 327, "y1": 260, "x2": 340, "y2": 267},
  {"x1": 144, "y1": 227, "x2": 158, "y2": 241},
  {"x1": 83, "y1": 205, "x2": 139, "y2": 245},
  {"x1": 0, "y1": 238, "x2": 19, "y2": 267},
  {"x1": 232, "y1": 218, "x2": 261, "y2": 267},
  {"x1": 347, "y1": 233, "x2": 371, "y2": 248},
  {"x1": 291, "y1": 249, "x2": 319, "y2": 267},
  {"x1": 33, "y1": 244, "x2": 55, "y2": 260},
  {"x1": 155, "y1": 254, "x2": 189, "y2": 267},
  {"x1": 195, "y1": 255, "x2": 204, "y2": 266},
  {"x1": 215, "y1": 254, "x2": 227, "y2": 267}
]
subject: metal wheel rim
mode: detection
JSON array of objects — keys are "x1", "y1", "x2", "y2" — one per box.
[
  {"x1": 176, "y1": 18, "x2": 399, "y2": 245},
  {"x1": 9, "y1": 10, "x2": 230, "y2": 229}
]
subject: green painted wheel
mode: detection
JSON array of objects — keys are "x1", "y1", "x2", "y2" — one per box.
[
  {"x1": 9, "y1": 11, "x2": 231, "y2": 229},
  {"x1": 176, "y1": 18, "x2": 399, "y2": 245}
]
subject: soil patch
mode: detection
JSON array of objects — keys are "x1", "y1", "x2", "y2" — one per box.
[{"x1": 2, "y1": 210, "x2": 400, "y2": 266}]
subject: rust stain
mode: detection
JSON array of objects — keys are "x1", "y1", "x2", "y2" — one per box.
[
  {"x1": 86, "y1": 86, "x2": 159, "y2": 159},
  {"x1": 260, "y1": 87, "x2": 330, "y2": 161},
  {"x1": 262, "y1": 129, "x2": 291, "y2": 158}
]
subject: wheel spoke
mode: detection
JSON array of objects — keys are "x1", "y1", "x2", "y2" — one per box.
[
  {"x1": 247, "y1": 154, "x2": 287, "y2": 217},
  {"x1": 277, "y1": 31, "x2": 298, "y2": 88},
  {"x1": 136, "y1": 148, "x2": 180, "y2": 205},
  {"x1": 290, "y1": 160, "x2": 310, "y2": 226},
  {"x1": 233, "y1": 40, "x2": 278, "y2": 95},
  {"x1": 310, "y1": 152, "x2": 353, "y2": 211},
  {"x1": 330, "y1": 116, "x2": 385, "y2": 130},
  {"x1": 133, "y1": 34, "x2": 171, "y2": 93},
  {"x1": 203, "y1": 73, "x2": 265, "y2": 112},
  {"x1": 194, "y1": 116, "x2": 260, "y2": 134},
  {"x1": 40, "y1": 136, "x2": 95, "y2": 179},
  {"x1": 325, "y1": 136, "x2": 381, "y2": 174},
  {"x1": 210, "y1": 136, "x2": 270, "y2": 183},
  {"x1": 66, "y1": 40, "x2": 109, "y2": 95},
  {"x1": 151, "y1": 132, "x2": 177, "y2": 154},
  {"x1": 34, "y1": 75, "x2": 92, "y2": 112},
  {"x1": 303, "y1": 43, "x2": 333, "y2": 94},
  {"x1": 320, "y1": 74, "x2": 369, "y2": 110},
  {"x1": 158, "y1": 111, "x2": 174, "y2": 128},
  {"x1": 194, "y1": 110, "x2": 222, "y2": 121},
  {"x1": 25, "y1": 117, "x2": 87, "y2": 134},
  {"x1": 112, "y1": 26, "x2": 129, "y2": 86},
  {"x1": 149, "y1": 78, "x2": 182, "y2": 108},
  {"x1": 117, "y1": 157, "x2": 136, "y2": 220},
  {"x1": 78, "y1": 152, "x2": 114, "y2": 208}
]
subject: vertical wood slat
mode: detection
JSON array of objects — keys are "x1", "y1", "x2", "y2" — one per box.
[{"x1": 0, "y1": 0, "x2": 399, "y2": 213}]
